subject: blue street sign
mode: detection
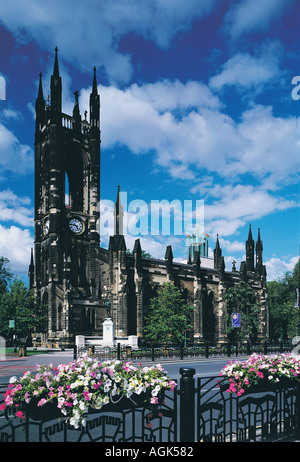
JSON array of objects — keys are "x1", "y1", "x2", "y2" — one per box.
[{"x1": 232, "y1": 313, "x2": 240, "y2": 328}]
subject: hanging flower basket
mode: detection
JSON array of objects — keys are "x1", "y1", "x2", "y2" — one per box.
[
  {"x1": 25, "y1": 397, "x2": 62, "y2": 421},
  {"x1": 218, "y1": 353, "x2": 300, "y2": 397},
  {"x1": 1, "y1": 357, "x2": 175, "y2": 428}
]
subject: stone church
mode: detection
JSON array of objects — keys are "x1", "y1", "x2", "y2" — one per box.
[{"x1": 29, "y1": 49, "x2": 269, "y2": 347}]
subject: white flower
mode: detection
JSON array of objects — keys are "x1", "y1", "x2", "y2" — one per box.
[
  {"x1": 104, "y1": 383, "x2": 111, "y2": 393},
  {"x1": 103, "y1": 396, "x2": 109, "y2": 405},
  {"x1": 9, "y1": 376, "x2": 17, "y2": 384},
  {"x1": 268, "y1": 375, "x2": 273, "y2": 380},
  {"x1": 70, "y1": 417, "x2": 80, "y2": 429},
  {"x1": 79, "y1": 401, "x2": 87, "y2": 412}
]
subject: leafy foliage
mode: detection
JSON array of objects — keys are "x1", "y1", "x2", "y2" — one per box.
[
  {"x1": 224, "y1": 281, "x2": 261, "y2": 343},
  {"x1": 0, "y1": 278, "x2": 45, "y2": 340},
  {"x1": 0, "y1": 257, "x2": 45, "y2": 342},
  {"x1": 267, "y1": 260, "x2": 299, "y2": 340},
  {"x1": 143, "y1": 282, "x2": 194, "y2": 345},
  {"x1": 0, "y1": 256, "x2": 13, "y2": 295}
]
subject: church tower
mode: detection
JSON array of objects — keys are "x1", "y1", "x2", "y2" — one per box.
[{"x1": 31, "y1": 48, "x2": 103, "y2": 345}]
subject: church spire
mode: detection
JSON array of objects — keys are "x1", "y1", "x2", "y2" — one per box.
[
  {"x1": 256, "y1": 227, "x2": 263, "y2": 273},
  {"x1": 37, "y1": 72, "x2": 44, "y2": 101},
  {"x1": 72, "y1": 89, "x2": 81, "y2": 136},
  {"x1": 28, "y1": 248, "x2": 34, "y2": 289},
  {"x1": 35, "y1": 72, "x2": 45, "y2": 133},
  {"x1": 114, "y1": 184, "x2": 123, "y2": 236},
  {"x1": 246, "y1": 224, "x2": 255, "y2": 271},
  {"x1": 50, "y1": 46, "x2": 62, "y2": 120},
  {"x1": 214, "y1": 234, "x2": 222, "y2": 269},
  {"x1": 89, "y1": 66, "x2": 100, "y2": 129},
  {"x1": 92, "y1": 66, "x2": 97, "y2": 94}
]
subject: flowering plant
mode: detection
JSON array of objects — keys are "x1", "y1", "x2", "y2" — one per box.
[
  {"x1": 0, "y1": 357, "x2": 176, "y2": 428},
  {"x1": 219, "y1": 353, "x2": 300, "y2": 396}
]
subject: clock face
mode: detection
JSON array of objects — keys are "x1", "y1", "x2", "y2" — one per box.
[
  {"x1": 44, "y1": 219, "x2": 50, "y2": 235},
  {"x1": 69, "y1": 218, "x2": 83, "y2": 234}
]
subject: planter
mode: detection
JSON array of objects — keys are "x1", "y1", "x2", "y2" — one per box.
[
  {"x1": 23, "y1": 391, "x2": 164, "y2": 421},
  {"x1": 25, "y1": 398, "x2": 62, "y2": 421},
  {"x1": 219, "y1": 378, "x2": 297, "y2": 396}
]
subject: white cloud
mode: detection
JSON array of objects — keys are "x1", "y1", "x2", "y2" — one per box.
[
  {"x1": 0, "y1": 189, "x2": 33, "y2": 227},
  {"x1": 203, "y1": 184, "x2": 297, "y2": 236},
  {"x1": 84, "y1": 80, "x2": 300, "y2": 190},
  {"x1": 209, "y1": 40, "x2": 284, "y2": 94},
  {"x1": 78, "y1": 79, "x2": 299, "y2": 240},
  {"x1": 0, "y1": 0, "x2": 217, "y2": 83},
  {"x1": 237, "y1": 105, "x2": 300, "y2": 187},
  {"x1": 265, "y1": 255, "x2": 299, "y2": 281},
  {"x1": 223, "y1": 0, "x2": 294, "y2": 40},
  {"x1": 0, "y1": 123, "x2": 33, "y2": 176},
  {"x1": 220, "y1": 238, "x2": 245, "y2": 254},
  {"x1": 0, "y1": 225, "x2": 33, "y2": 275}
]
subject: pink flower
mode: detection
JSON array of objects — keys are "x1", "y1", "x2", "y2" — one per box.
[
  {"x1": 16, "y1": 411, "x2": 25, "y2": 420},
  {"x1": 83, "y1": 391, "x2": 91, "y2": 401},
  {"x1": 37, "y1": 398, "x2": 47, "y2": 407},
  {"x1": 0, "y1": 403, "x2": 6, "y2": 411},
  {"x1": 5, "y1": 396, "x2": 13, "y2": 406}
]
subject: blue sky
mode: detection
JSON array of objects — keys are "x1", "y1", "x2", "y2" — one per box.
[{"x1": 0, "y1": 0, "x2": 299, "y2": 282}]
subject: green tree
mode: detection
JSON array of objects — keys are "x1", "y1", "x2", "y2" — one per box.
[
  {"x1": 267, "y1": 260, "x2": 299, "y2": 341},
  {"x1": 0, "y1": 278, "x2": 45, "y2": 341},
  {"x1": 0, "y1": 256, "x2": 13, "y2": 295},
  {"x1": 224, "y1": 281, "x2": 261, "y2": 343},
  {"x1": 143, "y1": 282, "x2": 194, "y2": 345}
]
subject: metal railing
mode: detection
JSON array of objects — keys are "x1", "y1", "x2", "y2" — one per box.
[
  {"x1": 1, "y1": 367, "x2": 299, "y2": 442},
  {"x1": 74, "y1": 342, "x2": 292, "y2": 362}
]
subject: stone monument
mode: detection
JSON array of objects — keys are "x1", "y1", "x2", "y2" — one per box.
[{"x1": 103, "y1": 301, "x2": 114, "y2": 346}]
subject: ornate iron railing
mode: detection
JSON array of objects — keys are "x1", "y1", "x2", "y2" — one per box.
[
  {"x1": 1, "y1": 369, "x2": 299, "y2": 442},
  {"x1": 75, "y1": 342, "x2": 292, "y2": 362},
  {"x1": 196, "y1": 375, "x2": 299, "y2": 442},
  {"x1": 0, "y1": 382, "x2": 177, "y2": 443}
]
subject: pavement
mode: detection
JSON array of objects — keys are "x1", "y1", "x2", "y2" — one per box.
[{"x1": 0, "y1": 348, "x2": 75, "y2": 383}]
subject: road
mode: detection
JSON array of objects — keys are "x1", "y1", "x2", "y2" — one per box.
[{"x1": 0, "y1": 349, "x2": 246, "y2": 384}]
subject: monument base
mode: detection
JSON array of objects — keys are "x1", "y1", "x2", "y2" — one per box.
[{"x1": 103, "y1": 317, "x2": 114, "y2": 346}]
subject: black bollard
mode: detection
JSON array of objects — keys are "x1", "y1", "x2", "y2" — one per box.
[{"x1": 180, "y1": 367, "x2": 195, "y2": 442}]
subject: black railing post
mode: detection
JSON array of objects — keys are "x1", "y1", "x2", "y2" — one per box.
[
  {"x1": 296, "y1": 383, "x2": 300, "y2": 441},
  {"x1": 117, "y1": 342, "x2": 121, "y2": 360},
  {"x1": 263, "y1": 340, "x2": 268, "y2": 355},
  {"x1": 180, "y1": 344, "x2": 184, "y2": 360},
  {"x1": 151, "y1": 344, "x2": 155, "y2": 362},
  {"x1": 73, "y1": 344, "x2": 77, "y2": 360},
  {"x1": 227, "y1": 342, "x2": 231, "y2": 357},
  {"x1": 247, "y1": 341, "x2": 251, "y2": 356},
  {"x1": 180, "y1": 367, "x2": 195, "y2": 442},
  {"x1": 279, "y1": 340, "x2": 283, "y2": 353},
  {"x1": 205, "y1": 342, "x2": 209, "y2": 358}
]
